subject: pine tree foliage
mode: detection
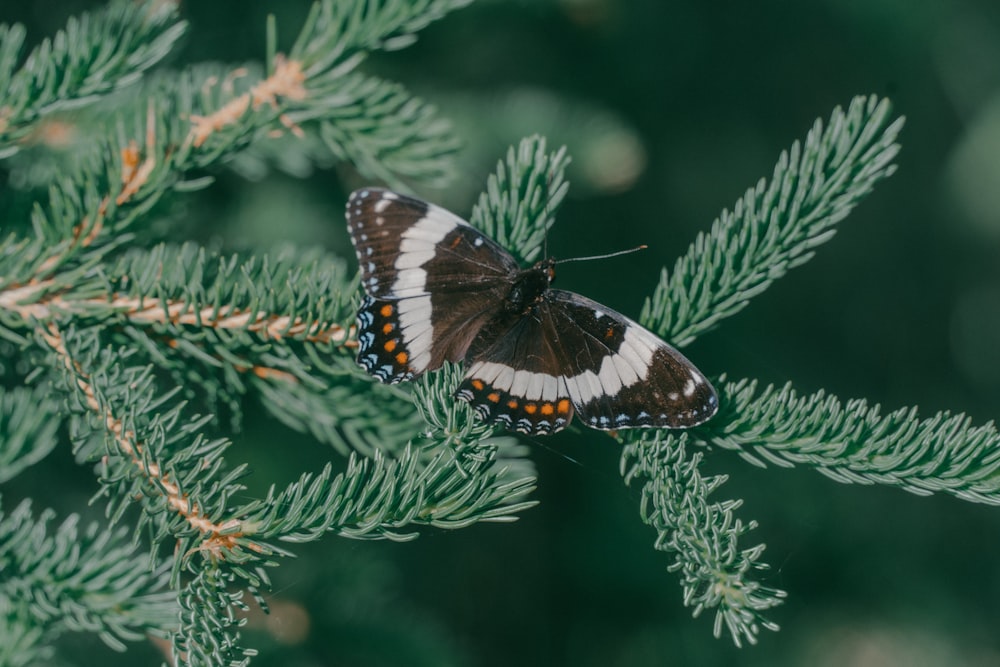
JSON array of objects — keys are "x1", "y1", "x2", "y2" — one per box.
[
  {"x1": 616, "y1": 96, "x2": 906, "y2": 645},
  {"x1": 0, "y1": 499, "x2": 177, "y2": 661},
  {"x1": 101, "y1": 242, "x2": 422, "y2": 455},
  {"x1": 280, "y1": 0, "x2": 475, "y2": 189},
  {"x1": 317, "y1": 72, "x2": 459, "y2": 188},
  {"x1": 0, "y1": 1, "x2": 187, "y2": 155},
  {"x1": 621, "y1": 433, "x2": 785, "y2": 648},
  {"x1": 699, "y1": 377, "x2": 1000, "y2": 504},
  {"x1": 468, "y1": 138, "x2": 570, "y2": 265},
  {"x1": 0, "y1": 386, "x2": 60, "y2": 484},
  {"x1": 1, "y1": 0, "x2": 997, "y2": 664},
  {"x1": 37, "y1": 315, "x2": 533, "y2": 661},
  {"x1": 642, "y1": 95, "x2": 904, "y2": 347},
  {"x1": 0, "y1": 0, "x2": 509, "y2": 664}
]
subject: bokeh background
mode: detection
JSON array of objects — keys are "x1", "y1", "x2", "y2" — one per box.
[{"x1": 5, "y1": 0, "x2": 1000, "y2": 665}]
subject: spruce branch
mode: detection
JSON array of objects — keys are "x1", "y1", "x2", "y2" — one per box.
[
  {"x1": 0, "y1": 385, "x2": 61, "y2": 483},
  {"x1": 175, "y1": 566, "x2": 255, "y2": 667},
  {"x1": 105, "y1": 243, "x2": 357, "y2": 346},
  {"x1": 0, "y1": 0, "x2": 186, "y2": 154},
  {"x1": 642, "y1": 95, "x2": 904, "y2": 347},
  {"x1": 697, "y1": 378, "x2": 1000, "y2": 504},
  {"x1": 316, "y1": 72, "x2": 459, "y2": 189},
  {"x1": 289, "y1": 0, "x2": 474, "y2": 73},
  {"x1": 40, "y1": 323, "x2": 239, "y2": 553},
  {"x1": 0, "y1": 499, "x2": 178, "y2": 656},
  {"x1": 469, "y1": 134, "x2": 570, "y2": 265},
  {"x1": 6, "y1": 0, "x2": 470, "y2": 296},
  {"x1": 617, "y1": 95, "x2": 905, "y2": 645},
  {"x1": 0, "y1": 1, "x2": 534, "y2": 663},
  {"x1": 189, "y1": 0, "x2": 472, "y2": 188},
  {"x1": 41, "y1": 319, "x2": 529, "y2": 662},
  {"x1": 244, "y1": 362, "x2": 536, "y2": 545},
  {"x1": 101, "y1": 242, "x2": 420, "y2": 454},
  {"x1": 621, "y1": 432, "x2": 784, "y2": 647},
  {"x1": 0, "y1": 609, "x2": 46, "y2": 667},
  {"x1": 3, "y1": 0, "x2": 989, "y2": 660},
  {"x1": 242, "y1": 439, "x2": 536, "y2": 545}
]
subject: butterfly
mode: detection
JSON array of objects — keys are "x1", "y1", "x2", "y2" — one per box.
[{"x1": 346, "y1": 188, "x2": 718, "y2": 435}]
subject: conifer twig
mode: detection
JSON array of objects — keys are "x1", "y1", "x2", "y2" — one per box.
[
  {"x1": 40, "y1": 323, "x2": 246, "y2": 548},
  {"x1": 469, "y1": 135, "x2": 570, "y2": 264},
  {"x1": 0, "y1": 0, "x2": 186, "y2": 153},
  {"x1": 7, "y1": 0, "x2": 991, "y2": 662},
  {"x1": 699, "y1": 378, "x2": 1000, "y2": 504},
  {"x1": 0, "y1": 386, "x2": 61, "y2": 483},
  {"x1": 620, "y1": 95, "x2": 904, "y2": 645},
  {"x1": 621, "y1": 432, "x2": 784, "y2": 647},
  {"x1": 642, "y1": 95, "x2": 904, "y2": 347},
  {"x1": 0, "y1": 500, "x2": 177, "y2": 656},
  {"x1": 0, "y1": 1, "x2": 510, "y2": 663}
]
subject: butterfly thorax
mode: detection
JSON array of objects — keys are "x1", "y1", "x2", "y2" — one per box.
[{"x1": 505, "y1": 258, "x2": 556, "y2": 315}]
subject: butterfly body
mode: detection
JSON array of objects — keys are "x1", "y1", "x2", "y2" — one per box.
[
  {"x1": 504, "y1": 259, "x2": 555, "y2": 313},
  {"x1": 347, "y1": 188, "x2": 718, "y2": 435}
]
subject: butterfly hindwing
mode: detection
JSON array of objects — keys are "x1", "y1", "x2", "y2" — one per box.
[
  {"x1": 457, "y1": 315, "x2": 575, "y2": 435},
  {"x1": 455, "y1": 290, "x2": 717, "y2": 434}
]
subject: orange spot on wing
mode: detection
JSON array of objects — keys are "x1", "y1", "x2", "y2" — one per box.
[
  {"x1": 380, "y1": 304, "x2": 393, "y2": 317},
  {"x1": 604, "y1": 327, "x2": 614, "y2": 339},
  {"x1": 487, "y1": 392, "x2": 501, "y2": 403},
  {"x1": 557, "y1": 399, "x2": 571, "y2": 414},
  {"x1": 540, "y1": 402, "x2": 554, "y2": 416},
  {"x1": 395, "y1": 351, "x2": 408, "y2": 365},
  {"x1": 382, "y1": 323, "x2": 393, "y2": 334},
  {"x1": 524, "y1": 403, "x2": 537, "y2": 415},
  {"x1": 471, "y1": 379, "x2": 485, "y2": 391},
  {"x1": 384, "y1": 340, "x2": 397, "y2": 352},
  {"x1": 507, "y1": 400, "x2": 518, "y2": 409}
]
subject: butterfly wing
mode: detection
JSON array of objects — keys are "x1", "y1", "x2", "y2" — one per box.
[
  {"x1": 545, "y1": 290, "x2": 718, "y2": 430},
  {"x1": 347, "y1": 188, "x2": 519, "y2": 382},
  {"x1": 456, "y1": 289, "x2": 716, "y2": 434},
  {"x1": 456, "y1": 312, "x2": 576, "y2": 435}
]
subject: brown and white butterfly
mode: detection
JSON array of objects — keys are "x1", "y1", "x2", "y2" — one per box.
[{"x1": 346, "y1": 188, "x2": 718, "y2": 435}]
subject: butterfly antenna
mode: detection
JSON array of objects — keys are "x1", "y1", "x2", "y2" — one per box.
[
  {"x1": 542, "y1": 205, "x2": 551, "y2": 259},
  {"x1": 555, "y1": 245, "x2": 648, "y2": 264}
]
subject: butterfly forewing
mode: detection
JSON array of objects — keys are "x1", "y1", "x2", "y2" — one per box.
[
  {"x1": 347, "y1": 188, "x2": 518, "y2": 379},
  {"x1": 347, "y1": 188, "x2": 517, "y2": 298},
  {"x1": 544, "y1": 290, "x2": 718, "y2": 429}
]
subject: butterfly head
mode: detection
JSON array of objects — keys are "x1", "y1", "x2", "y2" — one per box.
[{"x1": 541, "y1": 257, "x2": 556, "y2": 283}]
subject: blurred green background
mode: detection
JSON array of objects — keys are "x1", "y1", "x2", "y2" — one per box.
[{"x1": 5, "y1": 0, "x2": 1000, "y2": 665}]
